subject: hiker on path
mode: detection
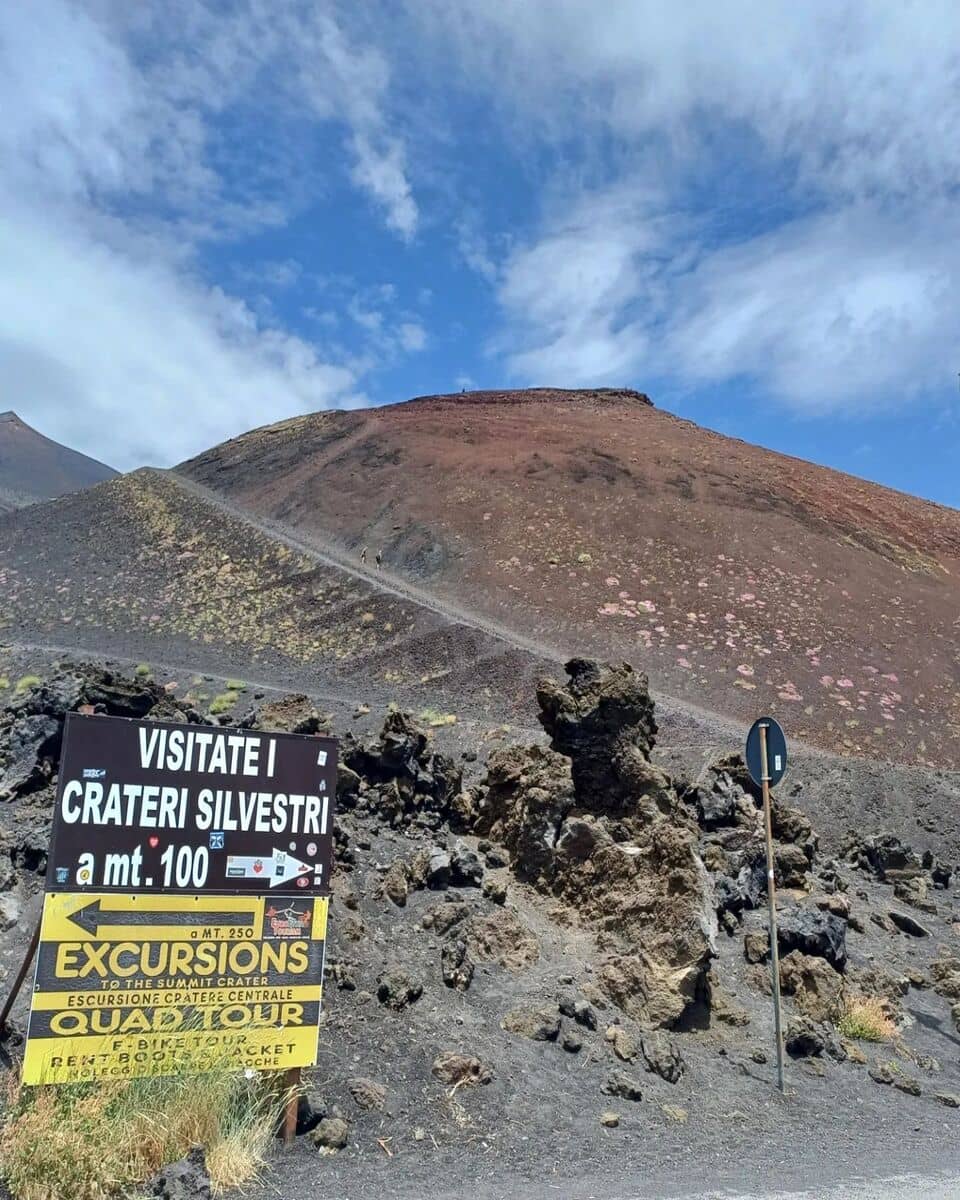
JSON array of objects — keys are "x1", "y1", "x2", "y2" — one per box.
[
  {"x1": 375, "y1": 549, "x2": 383, "y2": 570},
  {"x1": 360, "y1": 546, "x2": 367, "y2": 565}
]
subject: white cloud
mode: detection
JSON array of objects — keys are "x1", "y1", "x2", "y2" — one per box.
[
  {"x1": 498, "y1": 187, "x2": 960, "y2": 410},
  {"x1": 0, "y1": 200, "x2": 360, "y2": 469},
  {"x1": 414, "y1": 1, "x2": 960, "y2": 413},
  {"x1": 398, "y1": 322, "x2": 427, "y2": 353},
  {"x1": 0, "y1": 0, "x2": 418, "y2": 467}
]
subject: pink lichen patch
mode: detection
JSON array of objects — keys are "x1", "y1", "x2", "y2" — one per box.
[
  {"x1": 598, "y1": 603, "x2": 622, "y2": 616},
  {"x1": 881, "y1": 673, "x2": 899, "y2": 683},
  {"x1": 638, "y1": 599, "x2": 656, "y2": 613},
  {"x1": 739, "y1": 592, "x2": 755, "y2": 602},
  {"x1": 725, "y1": 613, "x2": 736, "y2": 622},
  {"x1": 677, "y1": 657, "x2": 692, "y2": 669},
  {"x1": 677, "y1": 643, "x2": 689, "y2": 651},
  {"x1": 605, "y1": 576, "x2": 619, "y2": 586},
  {"x1": 820, "y1": 676, "x2": 835, "y2": 687},
  {"x1": 837, "y1": 678, "x2": 854, "y2": 689},
  {"x1": 736, "y1": 664, "x2": 755, "y2": 677}
]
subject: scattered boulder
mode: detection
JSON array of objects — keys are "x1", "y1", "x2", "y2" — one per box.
[
  {"x1": 888, "y1": 910, "x2": 931, "y2": 938},
  {"x1": 600, "y1": 1111, "x2": 620, "y2": 1128},
  {"x1": 312, "y1": 1117, "x2": 350, "y2": 1151},
  {"x1": 348, "y1": 1078, "x2": 386, "y2": 1111},
  {"x1": 641, "y1": 1032, "x2": 683, "y2": 1083},
  {"x1": 779, "y1": 952, "x2": 843, "y2": 1023},
  {"x1": 482, "y1": 875, "x2": 507, "y2": 905},
  {"x1": 441, "y1": 940, "x2": 474, "y2": 991},
  {"x1": 376, "y1": 967, "x2": 423, "y2": 1010},
  {"x1": 0, "y1": 714, "x2": 60, "y2": 800},
  {"x1": 607, "y1": 1026, "x2": 639, "y2": 1062},
  {"x1": 775, "y1": 842, "x2": 812, "y2": 889},
  {"x1": 562, "y1": 1032, "x2": 583, "y2": 1053},
  {"x1": 744, "y1": 929, "x2": 769, "y2": 964},
  {"x1": 784, "y1": 1016, "x2": 824, "y2": 1058},
  {"x1": 602, "y1": 1070, "x2": 643, "y2": 1102},
  {"x1": 146, "y1": 1147, "x2": 211, "y2": 1200},
  {"x1": 241, "y1": 692, "x2": 325, "y2": 735},
  {"x1": 431, "y1": 1052, "x2": 492, "y2": 1086},
  {"x1": 450, "y1": 842, "x2": 484, "y2": 888},
  {"x1": 425, "y1": 848, "x2": 453, "y2": 890},
  {"x1": 381, "y1": 860, "x2": 409, "y2": 908},
  {"x1": 930, "y1": 951, "x2": 960, "y2": 1000},
  {"x1": 869, "y1": 1063, "x2": 894, "y2": 1086},
  {"x1": 777, "y1": 907, "x2": 847, "y2": 971},
  {"x1": 936, "y1": 1093, "x2": 960, "y2": 1108},
  {"x1": 0, "y1": 896, "x2": 21, "y2": 933},
  {"x1": 342, "y1": 710, "x2": 464, "y2": 830},
  {"x1": 558, "y1": 993, "x2": 598, "y2": 1030},
  {"x1": 422, "y1": 901, "x2": 472, "y2": 935},
  {"x1": 466, "y1": 908, "x2": 539, "y2": 972},
  {"x1": 501, "y1": 1005, "x2": 561, "y2": 1042}
]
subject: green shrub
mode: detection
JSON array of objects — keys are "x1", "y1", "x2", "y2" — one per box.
[
  {"x1": 209, "y1": 690, "x2": 240, "y2": 715},
  {"x1": 418, "y1": 708, "x2": 458, "y2": 728},
  {"x1": 836, "y1": 994, "x2": 895, "y2": 1042},
  {"x1": 134, "y1": 663, "x2": 152, "y2": 678},
  {"x1": 225, "y1": 679, "x2": 247, "y2": 692},
  {"x1": 14, "y1": 675, "x2": 41, "y2": 695}
]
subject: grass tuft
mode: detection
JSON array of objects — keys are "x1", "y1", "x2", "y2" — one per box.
[
  {"x1": 0, "y1": 677, "x2": 8, "y2": 690},
  {"x1": 209, "y1": 690, "x2": 240, "y2": 715},
  {"x1": 836, "y1": 994, "x2": 896, "y2": 1042},
  {"x1": 14, "y1": 675, "x2": 41, "y2": 695},
  {"x1": 134, "y1": 663, "x2": 152, "y2": 678},
  {"x1": 418, "y1": 707, "x2": 458, "y2": 728},
  {"x1": 0, "y1": 1069, "x2": 281, "y2": 1199},
  {"x1": 224, "y1": 679, "x2": 248, "y2": 692}
]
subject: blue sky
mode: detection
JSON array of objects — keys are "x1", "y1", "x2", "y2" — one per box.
[{"x1": 2, "y1": 3, "x2": 959, "y2": 507}]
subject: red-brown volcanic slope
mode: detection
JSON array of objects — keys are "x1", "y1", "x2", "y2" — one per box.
[{"x1": 181, "y1": 388, "x2": 960, "y2": 769}]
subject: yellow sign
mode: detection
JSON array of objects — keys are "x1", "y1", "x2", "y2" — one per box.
[{"x1": 22, "y1": 892, "x2": 327, "y2": 1085}]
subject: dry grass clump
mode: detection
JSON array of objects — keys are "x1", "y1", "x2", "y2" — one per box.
[
  {"x1": 836, "y1": 993, "x2": 896, "y2": 1042},
  {"x1": 418, "y1": 707, "x2": 457, "y2": 728},
  {"x1": 13, "y1": 674, "x2": 41, "y2": 695},
  {"x1": 0, "y1": 1069, "x2": 282, "y2": 1199}
]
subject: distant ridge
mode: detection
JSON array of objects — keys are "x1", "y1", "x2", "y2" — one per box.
[{"x1": 0, "y1": 410, "x2": 118, "y2": 512}]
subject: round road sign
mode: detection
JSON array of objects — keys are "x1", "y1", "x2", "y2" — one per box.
[{"x1": 745, "y1": 716, "x2": 787, "y2": 788}]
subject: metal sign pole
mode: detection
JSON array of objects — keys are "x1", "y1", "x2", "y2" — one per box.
[{"x1": 759, "y1": 723, "x2": 786, "y2": 1094}]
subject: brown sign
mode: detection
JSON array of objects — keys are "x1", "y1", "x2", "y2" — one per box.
[{"x1": 46, "y1": 713, "x2": 337, "y2": 897}]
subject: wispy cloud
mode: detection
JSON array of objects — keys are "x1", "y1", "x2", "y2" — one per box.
[{"x1": 414, "y1": 1, "x2": 960, "y2": 414}]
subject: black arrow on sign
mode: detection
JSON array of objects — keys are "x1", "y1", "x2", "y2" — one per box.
[{"x1": 66, "y1": 899, "x2": 256, "y2": 936}]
